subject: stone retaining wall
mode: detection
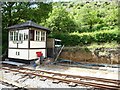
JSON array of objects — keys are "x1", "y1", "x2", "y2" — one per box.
[{"x1": 59, "y1": 47, "x2": 120, "y2": 64}]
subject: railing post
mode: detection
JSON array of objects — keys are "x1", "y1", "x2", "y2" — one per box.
[{"x1": 54, "y1": 45, "x2": 64, "y2": 62}]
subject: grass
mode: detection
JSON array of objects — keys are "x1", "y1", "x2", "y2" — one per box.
[
  {"x1": 64, "y1": 42, "x2": 120, "y2": 52},
  {"x1": 69, "y1": 28, "x2": 119, "y2": 36},
  {"x1": 86, "y1": 42, "x2": 119, "y2": 49}
]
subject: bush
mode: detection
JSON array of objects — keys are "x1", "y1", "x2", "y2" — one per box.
[{"x1": 49, "y1": 29, "x2": 119, "y2": 46}]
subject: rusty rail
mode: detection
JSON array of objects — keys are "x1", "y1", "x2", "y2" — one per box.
[
  {"x1": 2, "y1": 67, "x2": 119, "y2": 89},
  {"x1": 3, "y1": 64, "x2": 119, "y2": 85},
  {"x1": 1, "y1": 64, "x2": 120, "y2": 89}
]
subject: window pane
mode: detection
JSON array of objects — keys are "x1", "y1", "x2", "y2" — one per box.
[
  {"x1": 14, "y1": 31, "x2": 18, "y2": 41},
  {"x1": 36, "y1": 31, "x2": 40, "y2": 41},
  {"x1": 30, "y1": 30, "x2": 34, "y2": 41},
  {"x1": 13, "y1": 31, "x2": 16, "y2": 41},
  {"x1": 19, "y1": 33, "x2": 23, "y2": 41},
  {"x1": 10, "y1": 32, "x2": 13, "y2": 41},
  {"x1": 36, "y1": 31, "x2": 37, "y2": 41},
  {"x1": 38, "y1": 31, "x2": 40, "y2": 41},
  {"x1": 16, "y1": 32, "x2": 18, "y2": 41},
  {"x1": 41, "y1": 32, "x2": 45, "y2": 36},
  {"x1": 41, "y1": 37, "x2": 45, "y2": 41},
  {"x1": 41, "y1": 31, "x2": 45, "y2": 41},
  {"x1": 24, "y1": 33, "x2": 28, "y2": 40}
]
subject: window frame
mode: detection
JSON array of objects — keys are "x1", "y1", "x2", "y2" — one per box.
[
  {"x1": 14, "y1": 31, "x2": 18, "y2": 41},
  {"x1": 30, "y1": 30, "x2": 34, "y2": 41},
  {"x1": 41, "y1": 31, "x2": 46, "y2": 41},
  {"x1": 19, "y1": 33, "x2": 23, "y2": 41},
  {"x1": 23, "y1": 33, "x2": 28, "y2": 41},
  {"x1": 35, "y1": 30, "x2": 41, "y2": 41},
  {"x1": 9, "y1": 31, "x2": 14, "y2": 41}
]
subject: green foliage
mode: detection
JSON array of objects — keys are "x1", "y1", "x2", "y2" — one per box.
[
  {"x1": 2, "y1": 2, "x2": 52, "y2": 53},
  {"x1": 45, "y1": 7, "x2": 77, "y2": 33},
  {"x1": 28, "y1": 2, "x2": 52, "y2": 23},
  {"x1": 49, "y1": 29, "x2": 119, "y2": 46},
  {"x1": 68, "y1": 1, "x2": 118, "y2": 33},
  {"x1": 2, "y1": 1, "x2": 119, "y2": 54},
  {"x1": 85, "y1": 42, "x2": 119, "y2": 49},
  {"x1": 0, "y1": 45, "x2": 2, "y2": 55},
  {"x1": 47, "y1": 1, "x2": 119, "y2": 46}
]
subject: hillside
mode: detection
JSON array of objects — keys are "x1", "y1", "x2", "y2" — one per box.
[
  {"x1": 2, "y1": 1, "x2": 119, "y2": 54},
  {"x1": 46, "y1": 1, "x2": 119, "y2": 46}
]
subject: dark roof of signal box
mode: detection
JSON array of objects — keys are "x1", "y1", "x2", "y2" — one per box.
[{"x1": 7, "y1": 20, "x2": 50, "y2": 31}]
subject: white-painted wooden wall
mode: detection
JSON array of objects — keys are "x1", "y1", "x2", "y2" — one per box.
[{"x1": 8, "y1": 28, "x2": 47, "y2": 60}]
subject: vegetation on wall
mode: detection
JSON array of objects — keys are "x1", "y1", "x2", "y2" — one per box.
[{"x1": 1, "y1": 1, "x2": 119, "y2": 54}]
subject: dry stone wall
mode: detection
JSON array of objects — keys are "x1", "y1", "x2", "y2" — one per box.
[{"x1": 59, "y1": 47, "x2": 120, "y2": 64}]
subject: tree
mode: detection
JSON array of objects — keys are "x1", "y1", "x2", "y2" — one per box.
[
  {"x1": 2, "y1": 2, "x2": 52, "y2": 54},
  {"x1": 27, "y1": 2, "x2": 52, "y2": 24},
  {"x1": 2, "y1": 2, "x2": 52, "y2": 27},
  {"x1": 46, "y1": 6, "x2": 77, "y2": 34},
  {"x1": 80, "y1": 3, "x2": 101, "y2": 30}
]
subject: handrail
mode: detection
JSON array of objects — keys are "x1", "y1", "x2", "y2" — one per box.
[{"x1": 54, "y1": 45, "x2": 64, "y2": 62}]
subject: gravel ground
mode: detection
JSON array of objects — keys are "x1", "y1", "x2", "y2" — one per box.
[
  {"x1": 1, "y1": 64, "x2": 119, "y2": 88},
  {"x1": 1, "y1": 69, "x2": 88, "y2": 88},
  {"x1": 26, "y1": 64, "x2": 119, "y2": 80},
  {"x1": 0, "y1": 84, "x2": 11, "y2": 89}
]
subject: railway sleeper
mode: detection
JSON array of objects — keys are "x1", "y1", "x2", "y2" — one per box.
[
  {"x1": 68, "y1": 82, "x2": 78, "y2": 87},
  {"x1": 3, "y1": 66, "x2": 119, "y2": 82},
  {"x1": 13, "y1": 72, "x2": 20, "y2": 75},
  {"x1": 61, "y1": 75, "x2": 67, "y2": 79},
  {"x1": 20, "y1": 74, "x2": 29, "y2": 78},
  {"x1": 39, "y1": 77, "x2": 47, "y2": 81},
  {"x1": 90, "y1": 88, "x2": 103, "y2": 90},
  {"x1": 49, "y1": 74, "x2": 55, "y2": 77},
  {"x1": 18, "y1": 76, "x2": 29, "y2": 83},
  {"x1": 81, "y1": 82, "x2": 119, "y2": 90},
  {"x1": 4, "y1": 70, "x2": 10, "y2": 73},
  {"x1": 40, "y1": 72, "x2": 45, "y2": 75},
  {"x1": 28, "y1": 75, "x2": 36, "y2": 79},
  {"x1": 2, "y1": 66, "x2": 119, "y2": 89},
  {"x1": 2, "y1": 82, "x2": 10, "y2": 86},
  {"x1": 60, "y1": 81, "x2": 69, "y2": 84},
  {"x1": 2, "y1": 80, "x2": 20, "y2": 88},
  {"x1": 53, "y1": 75, "x2": 67, "y2": 79},
  {"x1": 52, "y1": 79, "x2": 61, "y2": 84}
]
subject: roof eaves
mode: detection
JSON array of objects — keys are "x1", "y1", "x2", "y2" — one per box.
[{"x1": 7, "y1": 21, "x2": 50, "y2": 32}]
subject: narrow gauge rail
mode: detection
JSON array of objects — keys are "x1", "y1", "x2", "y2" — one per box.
[
  {"x1": 1, "y1": 64, "x2": 120, "y2": 89},
  {"x1": 2, "y1": 64, "x2": 119, "y2": 84},
  {"x1": 0, "y1": 80, "x2": 18, "y2": 88},
  {"x1": 1, "y1": 80, "x2": 28, "y2": 90}
]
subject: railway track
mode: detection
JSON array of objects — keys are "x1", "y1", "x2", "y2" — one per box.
[
  {"x1": 1, "y1": 64, "x2": 120, "y2": 89},
  {"x1": 1, "y1": 80, "x2": 28, "y2": 90},
  {"x1": 0, "y1": 80, "x2": 18, "y2": 88}
]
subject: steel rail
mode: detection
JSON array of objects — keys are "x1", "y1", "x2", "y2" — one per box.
[
  {"x1": 2, "y1": 67, "x2": 119, "y2": 90},
  {"x1": 3, "y1": 64, "x2": 119, "y2": 85},
  {"x1": 0, "y1": 80, "x2": 19, "y2": 88},
  {"x1": 2, "y1": 64, "x2": 120, "y2": 85}
]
